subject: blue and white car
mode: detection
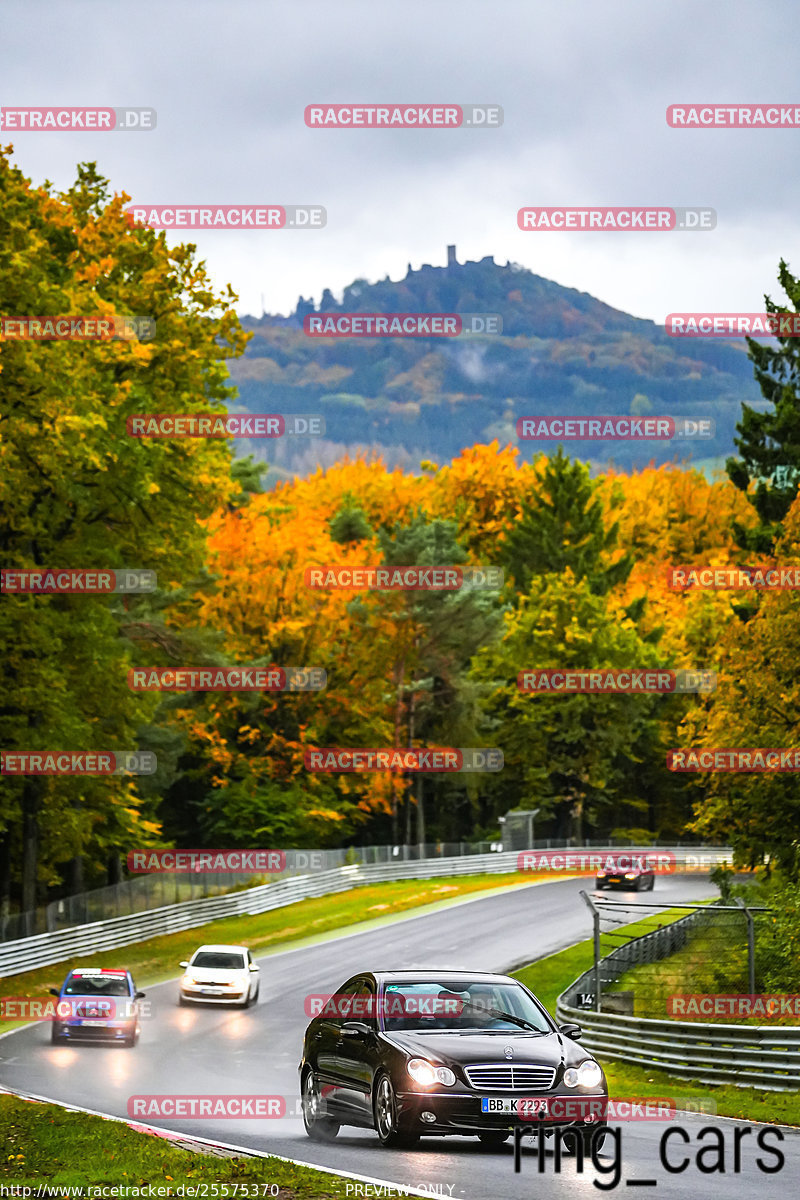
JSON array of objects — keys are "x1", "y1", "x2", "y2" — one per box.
[{"x1": 49, "y1": 967, "x2": 145, "y2": 1047}]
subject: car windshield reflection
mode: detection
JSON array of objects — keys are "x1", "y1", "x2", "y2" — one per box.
[
  {"x1": 379, "y1": 980, "x2": 552, "y2": 1033},
  {"x1": 63, "y1": 977, "x2": 131, "y2": 996},
  {"x1": 191, "y1": 952, "x2": 246, "y2": 969}
]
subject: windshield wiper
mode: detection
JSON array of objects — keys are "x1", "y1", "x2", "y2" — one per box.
[{"x1": 457, "y1": 1002, "x2": 543, "y2": 1032}]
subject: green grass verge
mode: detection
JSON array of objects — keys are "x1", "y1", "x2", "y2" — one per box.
[
  {"x1": 0, "y1": 871, "x2": 554, "y2": 1188},
  {"x1": 512, "y1": 935, "x2": 800, "y2": 1127},
  {"x1": 0, "y1": 1092, "x2": 355, "y2": 1194},
  {"x1": 0, "y1": 872, "x2": 550, "y2": 1034},
  {"x1": 602, "y1": 922, "x2": 800, "y2": 1025}
]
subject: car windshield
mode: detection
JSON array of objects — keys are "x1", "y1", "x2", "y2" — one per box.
[
  {"x1": 380, "y1": 980, "x2": 552, "y2": 1033},
  {"x1": 191, "y1": 952, "x2": 246, "y2": 970},
  {"x1": 63, "y1": 975, "x2": 131, "y2": 996}
]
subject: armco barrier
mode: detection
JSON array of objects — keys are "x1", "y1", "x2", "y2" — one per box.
[
  {"x1": 556, "y1": 905, "x2": 799, "y2": 1091},
  {"x1": 554, "y1": 1001, "x2": 800, "y2": 1091},
  {"x1": 0, "y1": 846, "x2": 730, "y2": 979},
  {"x1": 1, "y1": 837, "x2": 725, "y2": 941}
]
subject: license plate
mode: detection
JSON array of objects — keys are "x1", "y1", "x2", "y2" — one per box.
[
  {"x1": 80, "y1": 1019, "x2": 107, "y2": 1026},
  {"x1": 609, "y1": 877, "x2": 621, "y2": 883},
  {"x1": 201, "y1": 987, "x2": 223, "y2": 994},
  {"x1": 480, "y1": 1098, "x2": 549, "y2": 1115}
]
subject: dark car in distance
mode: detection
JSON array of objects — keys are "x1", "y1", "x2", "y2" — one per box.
[
  {"x1": 299, "y1": 970, "x2": 608, "y2": 1150},
  {"x1": 596, "y1": 856, "x2": 655, "y2": 891},
  {"x1": 49, "y1": 967, "x2": 146, "y2": 1046}
]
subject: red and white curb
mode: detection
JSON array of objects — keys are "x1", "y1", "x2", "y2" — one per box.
[{"x1": 0, "y1": 1085, "x2": 452, "y2": 1196}]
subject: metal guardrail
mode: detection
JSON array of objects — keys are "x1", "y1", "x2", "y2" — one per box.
[
  {"x1": 2, "y1": 835, "x2": 713, "y2": 941},
  {"x1": 0, "y1": 845, "x2": 731, "y2": 980},
  {"x1": 556, "y1": 903, "x2": 799, "y2": 1091}
]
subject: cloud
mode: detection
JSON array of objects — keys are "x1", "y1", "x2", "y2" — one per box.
[{"x1": 2, "y1": 0, "x2": 797, "y2": 321}]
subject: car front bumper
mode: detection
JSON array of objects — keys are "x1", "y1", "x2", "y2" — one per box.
[
  {"x1": 180, "y1": 985, "x2": 248, "y2": 1003},
  {"x1": 54, "y1": 1022, "x2": 137, "y2": 1041},
  {"x1": 395, "y1": 1089, "x2": 609, "y2": 1134}
]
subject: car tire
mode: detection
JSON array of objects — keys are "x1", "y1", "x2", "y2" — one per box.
[
  {"x1": 51, "y1": 1023, "x2": 64, "y2": 1044},
  {"x1": 648, "y1": 875, "x2": 655, "y2": 890},
  {"x1": 178, "y1": 994, "x2": 188, "y2": 1006},
  {"x1": 478, "y1": 1131, "x2": 510, "y2": 1148},
  {"x1": 302, "y1": 1069, "x2": 340, "y2": 1142},
  {"x1": 595, "y1": 882, "x2": 606, "y2": 890},
  {"x1": 373, "y1": 1073, "x2": 419, "y2": 1148},
  {"x1": 123, "y1": 1030, "x2": 139, "y2": 1048}
]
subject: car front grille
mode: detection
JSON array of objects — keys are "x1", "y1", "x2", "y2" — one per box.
[{"x1": 464, "y1": 1064, "x2": 557, "y2": 1091}]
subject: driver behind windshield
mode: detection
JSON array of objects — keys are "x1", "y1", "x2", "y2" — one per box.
[{"x1": 381, "y1": 982, "x2": 549, "y2": 1032}]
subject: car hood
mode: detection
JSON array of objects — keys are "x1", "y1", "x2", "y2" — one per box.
[{"x1": 382, "y1": 1029, "x2": 574, "y2": 1069}]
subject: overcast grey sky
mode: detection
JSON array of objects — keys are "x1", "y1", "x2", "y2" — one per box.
[{"x1": 2, "y1": 0, "x2": 798, "y2": 322}]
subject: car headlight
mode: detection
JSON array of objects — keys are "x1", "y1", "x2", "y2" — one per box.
[
  {"x1": 624, "y1": 872, "x2": 637, "y2": 879},
  {"x1": 407, "y1": 1058, "x2": 455, "y2": 1087},
  {"x1": 597, "y1": 872, "x2": 607, "y2": 877},
  {"x1": 564, "y1": 1060, "x2": 603, "y2": 1088}
]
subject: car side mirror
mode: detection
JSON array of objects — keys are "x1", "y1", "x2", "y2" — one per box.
[
  {"x1": 135, "y1": 991, "x2": 146, "y2": 999},
  {"x1": 249, "y1": 964, "x2": 260, "y2": 972},
  {"x1": 49, "y1": 988, "x2": 60, "y2": 998},
  {"x1": 559, "y1": 1022, "x2": 583, "y2": 1041},
  {"x1": 179, "y1": 961, "x2": 190, "y2": 968},
  {"x1": 340, "y1": 1020, "x2": 371, "y2": 1037}
]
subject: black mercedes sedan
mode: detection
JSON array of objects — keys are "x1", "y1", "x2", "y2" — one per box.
[{"x1": 299, "y1": 969, "x2": 608, "y2": 1150}]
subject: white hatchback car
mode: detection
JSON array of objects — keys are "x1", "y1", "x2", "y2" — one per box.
[{"x1": 178, "y1": 944, "x2": 260, "y2": 1007}]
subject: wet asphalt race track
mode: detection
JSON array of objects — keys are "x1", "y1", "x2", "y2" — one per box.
[{"x1": 2, "y1": 874, "x2": 798, "y2": 1198}]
